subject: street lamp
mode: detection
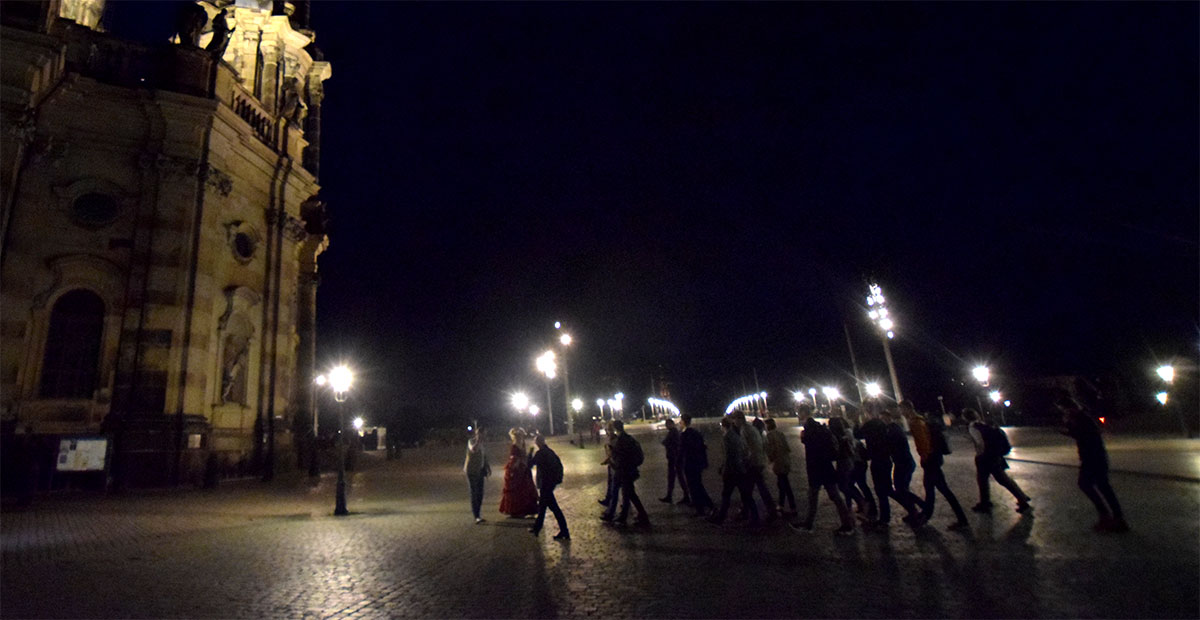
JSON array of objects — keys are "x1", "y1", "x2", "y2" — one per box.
[
  {"x1": 972, "y1": 365, "x2": 991, "y2": 386},
  {"x1": 989, "y1": 390, "x2": 1002, "y2": 404},
  {"x1": 325, "y1": 364, "x2": 353, "y2": 516},
  {"x1": 511, "y1": 391, "x2": 530, "y2": 413},
  {"x1": 808, "y1": 388, "x2": 817, "y2": 410},
  {"x1": 866, "y1": 283, "x2": 904, "y2": 402},
  {"x1": 1156, "y1": 365, "x2": 1175, "y2": 384},
  {"x1": 596, "y1": 398, "x2": 607, "y2": 420},
  {"x1": 865, "y1": 382, "x2": 882, "y2": 398},
  {"x1": 554, "y1": 328, "x2": 573, "y2": 434},
  {"x1": 822, "y1": 386, "x2": 841, "y2": 410},
  {"x1": 535, "y1": 350, "x2": 557, "y2": 435},
  {"x1": 1156, "y1": 392, "x2": 1169, "y2": 406},
  {"x1": 614, "y1": 393, "x2": 624, "y2": 421},
  {"x1": 310, "y1": 373, "x2": 327, "y2": 478},
  {"x1": 352, "y1": 416, "x2": 365, "y2": 432}
]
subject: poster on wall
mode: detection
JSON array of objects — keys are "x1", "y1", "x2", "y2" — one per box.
[{"x1": 56, "y1": 438, "x2": 109, "y2": 472}]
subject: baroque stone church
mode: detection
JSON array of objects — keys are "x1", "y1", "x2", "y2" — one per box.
[{"x1": 1, "y1": 0, "x2": 331, "y2": 487}]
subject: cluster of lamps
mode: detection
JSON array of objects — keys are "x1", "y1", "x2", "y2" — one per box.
[
  {"x1": 725, "y1": 391, "x2": 768, "y2": 415},
  {"x1": 647, "y1": 397, "x2": 679, "y2": 418}
]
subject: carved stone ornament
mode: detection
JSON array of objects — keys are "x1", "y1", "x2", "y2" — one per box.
[
  {"x1": 136, "y1": 155, "x2": 233, "y2": 196},
  {"x1": 283, "y1": 216, "x2": 307, "y2": 242}
]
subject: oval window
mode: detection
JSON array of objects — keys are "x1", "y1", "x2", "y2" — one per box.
[
  {"x1": 233, "y1": 232, "x2": 256, "y2": 262},
  {"x1": 70, "y1": 193, "x2": 119, "y2": 228}
]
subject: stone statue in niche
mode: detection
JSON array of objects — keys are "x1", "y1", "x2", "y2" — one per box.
[
  {"x1": 221, "y1": 333, "x2": 250, "y2": 405},
  {"x1": 175, "y1": 3, "x2": 208, "y2": 48},
  {"x1": 206, "y1": 9, "x2": 235, "y2": 58},
  {"x1": 279, "y1": 77, "x2": 307, "y2": 123}
]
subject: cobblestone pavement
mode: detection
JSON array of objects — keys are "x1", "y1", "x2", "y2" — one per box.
[{"x1": 2, "y1": 420, "x2": 1197, "y2": 619}]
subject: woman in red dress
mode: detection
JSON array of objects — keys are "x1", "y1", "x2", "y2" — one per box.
[{"x1": 499, "y1": 428, "x2": 539, "y2": 517}]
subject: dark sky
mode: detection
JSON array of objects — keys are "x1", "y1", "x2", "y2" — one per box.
[{"x1": 111, "y1": 3, "x2": 1198, "y2": 425}]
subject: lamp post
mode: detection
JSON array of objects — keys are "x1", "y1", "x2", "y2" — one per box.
[
  {"x1": 614, "y1": 392, "x2": 624, "y2": 421},
  {"x1": 536, "y1": 351, "x2": 557, "y2": 435},
  {"x1": 310, "y1": 374, "x2": 326, "y2": 478},
  {"x1": 556, "y1": 325, "x2": 574, "y2": 436},
  {"x1": 808, "y1": 388, "x2": 818, "y2": 412},
  {"x1": 326, "y1": 364, "x2": 353, "y2": 516},
  {"x1": 866, "y1": 283, "x2": 904, "y2": 403}
]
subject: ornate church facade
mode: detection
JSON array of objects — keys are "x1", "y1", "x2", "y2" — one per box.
[{"x1": 1, "y1": 0, "x2": 331, "y2": 487}]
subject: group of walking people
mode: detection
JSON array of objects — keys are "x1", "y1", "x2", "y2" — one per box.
[{"x1": 466, "y1": 395, "x2": 1127, "y2": 539}]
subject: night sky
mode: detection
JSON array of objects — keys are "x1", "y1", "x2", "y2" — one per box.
[{"x1": 109, "y1": 3, "x2": 1198, "y2": 427}]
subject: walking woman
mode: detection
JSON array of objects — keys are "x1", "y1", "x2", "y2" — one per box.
[{"x1": 499, "y1": 428, "x2": 539, "y2": 517}]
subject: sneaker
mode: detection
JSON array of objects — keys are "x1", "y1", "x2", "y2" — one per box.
[
  {"x1": 658, "y1": 496, "x2": 672, "y2": 504},
  {"x1": 834, "y1": 524, "x2": 855, "y2": 536},
  {"x1": 474, "y1": 517, "x2": 485, "y2": 525},
  {"x1": 1016, "y1": 501, "x2": 1033, "y2": 513},
  {"x1": 947, "y1": 521, "x2": 970, "y2": 531},
  {"x1": 971, "y1": 503, "x2": 993, "y2": 513},
  {"x1": 789, "y1": 520, "x2": 813, "y2": 532},
  {"x1": 553, "y1": 532, "x2": 571, "y2": 540}
]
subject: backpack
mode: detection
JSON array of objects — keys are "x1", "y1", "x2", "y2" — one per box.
[
  {"x1": 979, "y1": 423, "x2": 1012, "y2": 458},
  {"x1": 543, "y1": 450, "x2": 564, "y2": 486},
  {"x1": 629, "y1": 436, "x2": 645, "y2": 468}
]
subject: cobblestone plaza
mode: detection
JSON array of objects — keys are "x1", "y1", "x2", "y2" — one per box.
[{"x1": 3, "y1": 422, "x2": 1197, "y2": 618}]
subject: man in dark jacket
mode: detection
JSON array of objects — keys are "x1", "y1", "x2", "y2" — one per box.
[
  {"x1": 659, "y1": 418, "x2": 690, "y2": 504},
  {"x1": 793, "y1": 417, "x2": 854, "y2": 535},
  {"x1": 679, "y1": 414, "x2": 713, "y2": 515},
  {"x1": 707, "y1": 416, "x2": 756, "y2": 525},
  {"x1": 528, "y1": 434, "x2": 570, "y2": 540},
  {"x1": 601, "y1": 420, "x2": 649, "y2": 526},
  {"x1": 883, "y1": 408, "x2": 926, "y2": 527},
  {"x1": 1058, "y1": 398, "x2": 1128, "y2": 532},
  {"x1": 858, "y1": 409, "x2": 920, "y2": 527}
]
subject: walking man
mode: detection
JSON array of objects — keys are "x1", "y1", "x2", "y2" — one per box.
[
  {"x1": 464, "y1": 426, "x2": 491, "y2": 524},
  {"x1": 659, "y1": 418, "x2": 690, "y2": 504},
  {"x1": 1058, "y1": 398, "x2": 1128, "y2": 532},
  {"x1": 528, "y1": 434, "x2": 570, "y2": 540},
  {"x1": 793, "y1": 416, "x2": 855, "y2": 535},
  {"x1": 737, "y1": 414, "x2": 778, "y2": 522},
  {"x1": 708, "y1": 416, "x2": 756, "y2": 525},
  {"x1": 858, "y1": 408, "x2": 920, "y2": 528},
  {"x1": 902, "y1": 402, "x2": 968, "y2": 530},
  {"x1": 964, "y1": 409, "x2": 1032, "y2": 514},
  {"x1": 601, "y1": 420, "x2": 650, "y2": 526},
  {"x1": 884, "y1": 408, "x2": 927, "y2": 527},
  {"x1": 680, "y1": 414, "x2": 714, "y2": 516},
  {"x1": 764, "y1": 418, "x2": 797, "y2": 516}
]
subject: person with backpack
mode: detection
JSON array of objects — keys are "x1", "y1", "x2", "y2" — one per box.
[
  {"x1": 964, "y1": 408, "x2": 1032, "y2": 514},
  {"x1": 1057, "y1": 397, "x2": 1128, "y2": 533},
  {"x1": 680, "y1": 414, "x2": 714, "y2": 516},
  {"x1": 528, "y1": 434, "x2": 569, "y2": 540},
  {"x1": 601, "y1": 420, "x2": 650, "y2": 526},
  {"x1": 902, "y1": 401, "x2": 968, "y2": 530},
  {"x1": 792, "y1": 416, "x2": 854, "y2": 535}
]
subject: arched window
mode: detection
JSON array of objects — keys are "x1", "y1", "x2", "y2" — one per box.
[{"x1": 40, "y1": 289, "x2": 104, "y2": 399}]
